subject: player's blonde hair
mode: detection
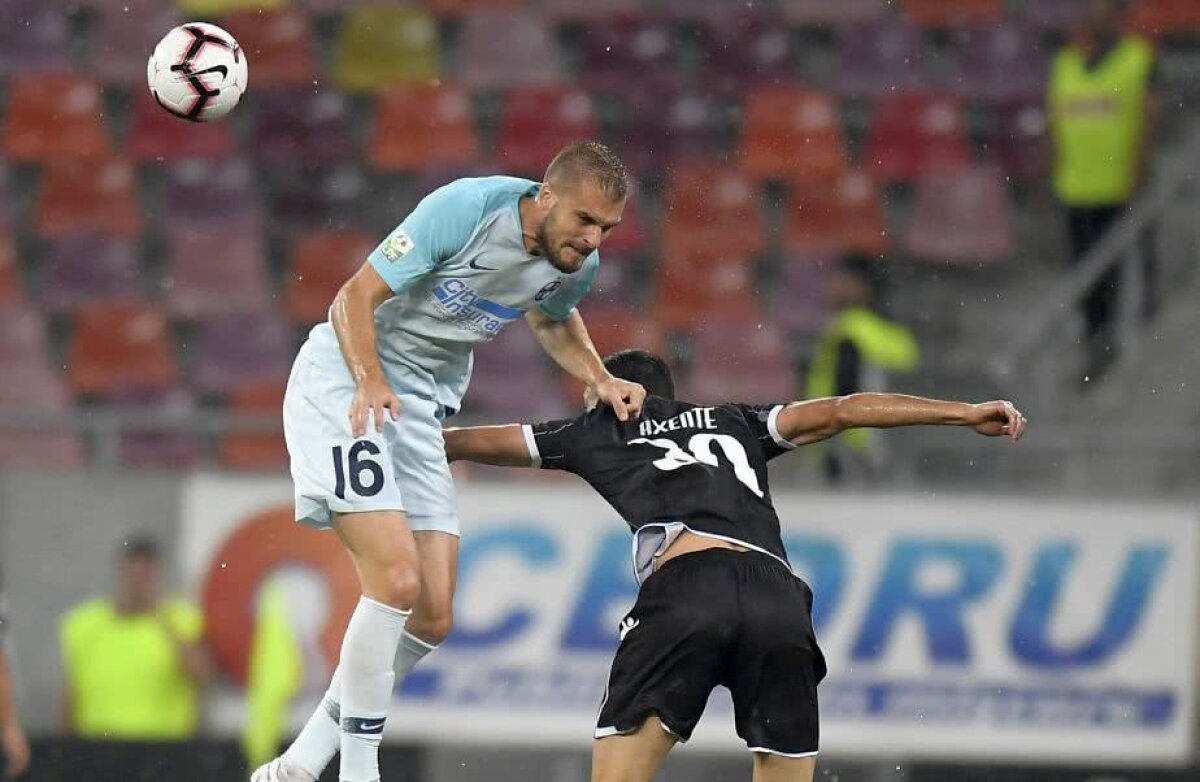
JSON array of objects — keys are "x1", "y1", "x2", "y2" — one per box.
[{"x1": 545, "y1": 141, "x2": 629, "y2": 202}]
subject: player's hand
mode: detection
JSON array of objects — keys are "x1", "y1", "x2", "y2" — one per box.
[
  {"x1": 965, "y1": 400, "x2": 1027, "y2": 442},
  {"x1": 2, "y1": 722, "x2": 30, "y2": 779},
  {"x1": 350, "y1": 376, "x2": 402, "y2": 437},
  {"x1": 591, "y1": 376, "x2": 646, "y2": 422}
]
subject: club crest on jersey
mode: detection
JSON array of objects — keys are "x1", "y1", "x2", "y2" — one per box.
[
  {"x1": 380, "y1": 230, "x2": 414, "y2": 262},
  {"x1": 618, "y1": 616, "x2": 640, "y2": 641}
]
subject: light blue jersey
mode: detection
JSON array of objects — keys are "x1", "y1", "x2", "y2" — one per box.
[{"x1": 299, "y1": 176, "x2": 599, "y2": 414}]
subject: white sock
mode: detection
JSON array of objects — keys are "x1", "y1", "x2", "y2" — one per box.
[
  {"x1": 282, "y1": 666, "x2": 342, "y2": 778},
  {"x1": 395, "y1": 628, "x2": 438, "y2": 683},
  {"x1": 338, "y1": 597, "x2": 408, "y2": 782}
]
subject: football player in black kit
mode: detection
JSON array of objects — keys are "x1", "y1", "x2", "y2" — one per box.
[{"x1": 444, "y1": 349, "x2": 1027, "y2": 782}]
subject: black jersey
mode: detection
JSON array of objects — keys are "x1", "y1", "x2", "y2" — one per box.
[{"x1": 526, "y1": 396, "x2": 796, "y2": 582}]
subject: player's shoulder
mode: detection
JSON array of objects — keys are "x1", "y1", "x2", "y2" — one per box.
[{"x1": 444, "y1": 175, "x2": 539, "y2": 218}]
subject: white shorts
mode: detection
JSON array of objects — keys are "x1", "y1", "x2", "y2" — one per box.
[{"x1": 282, "y1": 356, "x2": 459, "y2": 534}]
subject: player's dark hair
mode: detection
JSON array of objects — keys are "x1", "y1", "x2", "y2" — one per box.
[
  {"x1": 545, "y1": 141, "x2": 629, "y2": 202},
  {"x1": 602, "y1": 349, "x2": 675, "y2": 400}
]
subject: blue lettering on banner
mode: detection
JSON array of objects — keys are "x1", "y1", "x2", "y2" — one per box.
[
  {"x1": 562, "y1": 532, "x2": 637, "y2": 652},
  {"x1": 784, "y1": 534, "x2": 846, "y2": 632}
]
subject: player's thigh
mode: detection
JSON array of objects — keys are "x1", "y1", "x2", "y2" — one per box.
[
  {"x1": 591, "y1": 714, "x2": 678, "y2": 782},
  {"x1": 752, "y1": 753, "x2": 816, "y2": 782},
  {"x1": 406, "y1": 531, "x2": 460, "y2": 644},
  {"x1": 387, "y1": 394, "x2": 459, "y2": 536},
  {"x1": 333, "y1": 509, "x2": 422, "y2": 607}
]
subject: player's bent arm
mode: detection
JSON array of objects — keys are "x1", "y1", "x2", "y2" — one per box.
[
  {"x1": 525, "y1": 309, "x2": 610, "y2": 389},
  {"x1": 444, "y1": 425, "x2": 537, "y2": 467},
  {"x1": 331, "y1": 263, "x2": 394, "y2": 386},
  {"x1": 775, "y1": 393, "x2": 1026, "y2": 447}
]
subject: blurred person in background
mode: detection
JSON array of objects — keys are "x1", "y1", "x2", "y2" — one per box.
[
  {"x1": 60, "y1": 534, "x2": 213, "y2": 741},
  {"x1": 0, "y1": 573, "x2": 30, "y2": 779},
  {"x1": 805, "y1": 256, "x2": 919, "y2": 485},
  {"x1": 1049, "y1": 0, "x2": 1159, "y2": 383}
]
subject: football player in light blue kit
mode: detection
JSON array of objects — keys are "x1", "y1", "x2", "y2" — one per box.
[{"x1": 253, "y1": 143, "x2": 644, "y2": 782}]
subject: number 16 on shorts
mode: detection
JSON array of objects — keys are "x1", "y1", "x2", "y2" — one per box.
[{"x1": 332, "y1": 441, "x2": 388, "y2": 500}]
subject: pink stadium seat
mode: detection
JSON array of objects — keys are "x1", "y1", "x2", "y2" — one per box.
[
  {"x1": 34, "y1": 158, "x2": 142, "y2": 239},
  {"x1": 496, "y1": 88, "x2": 599, "y2": 176},
  {"x1": 161, "y1": 159, "x2": 261, "y2": 237},
  {"x1": 126, "y1": 90, "x2": 236, "y2": 162},
  {"x1": 369, "y1": 83, "x2": 481, "y2": 173},
  {"x1": 683, "y1": 319, "x2": 797, "y2": 404},
  {"x1": 739, "y1": 87, "x2": 848, "y2": 183},
  {"x1": 165, "y1": 226, "x2": 271, "y2": 320},
  {"x1": 772, "y1": 256, "x2": 835, "y2": 335},
  {"x1": 1023, "y1": 0, "x2": 1086, "y2": 30},
  {"x1": 904, "y1": 165, "x2": 1014, "y2": 263},
  {"x1": 867, "y1": 93, "x2": 970, "y2": 182},
  {"x1": 903, "y1": 0, "x2": 1005, "y2": 27},
  {"x1": 614, "y1": 88, "x2": 724, "y2": 177},
  {"x1": 0, "y1": 165, "x2": 11, "y2": 232},
  {"x1": 67, "y1": 301, "x2": 179, "y2": 398},
  {"x1": 463, "y1": 326, "x2": 567, "y2": 421},
  {"x1": 252, "y1": 91, "x2": 356, "y2": 165},
  {"x1": 0, "y1": 1, "x2": 72, "y2": 75},
  {"x1": 544, "y1": 0, "x2": 644, "y2": 23},
  {"x1": 945, "y1": 24, "x2": 1048, "y2": 103},
  {"x1": 41, "y1": 234, "x2": 142, "y2": 314},
  {"x1": 578, "y1": 15, "x2": 679, "y2": 95},
  {"x1": 104, "y1": 387, "x2": 203, "y2": 469},
  {"x1": 426, "y1": 0, "x2": 527, "y2": 16},
  {"x1": 697, "y1": 12, "x2": 799, "y2": 96},
  {"x1": 0, "y1": 361, "x2": 85, "y2": 469},
  {"x1": 219, "y1": 378, "x2": 290, "y2": 470},
  {"x1": 266, "y1": 164, "x2": 367, "y2": 234},
  {"x1": 0, "y1": 304, "x2": 50, "y2": 369},
  {"x1": 3, "y1": 73, "x2": 110, "y2": 163},
  {"x1": 780, "y1": 0, "x2": 889, "y2": 26},
  {"x1": 223, "y1": 9, "x2": 317, "y2": 88},
  {"x1": 988, "y1": 100, "x2": 1051, "y2": 182},
  {"x1": 784, "y1": 170, "x2": 889, "y2": 256},
  {"x1": 92, "y1": 3, "x2": 180, "y2": 84},
  {"x1": 661, "y1": 164, "x2": 766, "y2": 260},
  {"x1": 834, "y1": 19, "x2": 934, "y2": 98},
  {"x1": 460, "y1": 10, "x2": 563, "y2": 90},
  {"x1": 286, "y1": 230, "x2": 374, "y2": 325},
  {"x1": 192, "y1": 313, "x2": 294, "y2": 397}
]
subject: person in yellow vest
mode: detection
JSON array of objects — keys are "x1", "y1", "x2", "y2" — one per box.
[
  {"x1": 1048, "y1": 0, "x2": 1159, "y2": 383},
  {"x1": 806, "y1": 258, "x2": 919, "y2": 484},
  {"x1": 60, "y1": 535, "x2": 213, "y2": 741},
  {"x1": 0, "y1": 572, "x2": 30, "y2": 778}
]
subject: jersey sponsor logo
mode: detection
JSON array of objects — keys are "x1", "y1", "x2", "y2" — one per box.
[
  {"x1": 380, "y1": 230, "x2": 414, "y2": 262},
  {"x1": 618, "y1": 616, "x2": 640, "y2": 641},
  {"x1": 432, "y1": 278, "x2": 522, "y2": 336}
]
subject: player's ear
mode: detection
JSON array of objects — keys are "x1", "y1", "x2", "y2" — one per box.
[{"x1": 538, "y1": 182, "x2": 557, "y2": 210}]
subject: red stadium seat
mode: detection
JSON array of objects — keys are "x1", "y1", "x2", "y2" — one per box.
[
  {"x1": 2, "y1": 73, "x2": 110, "y2": 163},
  {"x1": 0, "y1": 232, "x2": 21, "y2": 303},
  {"x1": 988, "y1": 100, "x2": 1051, "y2": 182},
  {"x1": 780, "y1": 0, "x2": 889, "y2": 26},
  {"x1": 34, "y1": 158, "x2": 142, "y2": 239},
  {"x1": 67, "y1": 301, "x2": 179, "y2": 397},
  {"x1": 126, "y1": 90, "x2": 236, "y2": 162},
  {"x1": 369, "y1": 83, "x2": 481, "y2": 173},
  {"x1": 683, "y1": 318, "x2": 797, "y2": 404},
  {"x1": 459, "y1": 10, "x2": 563, "y2": 90},
  {"x1": 867, "y1": 92, "x2": 971, "y2": 182},
  {"x1": 165, "y1": 226, "x2": 271, "y2": 319},
  {"x1": 661, "y1": 164, "x2": 766, "y2": 261},
  {"x1": 41, "y1": 234, "x2": 143, "y2": 314},
  {"x1": 578, "y1": 15, "x2": 680, "y2": 95},
  {"x1": 286, "y1": 230, "x2": 374, "y2": 325},
  {"x1": 784, "y1": 170, "x2": 889, "y2": 256},
  {"x1": 1127, "y1": 0, "x2": 1200, "y2": 37},
  {"x1": 219, "y1": 378, "x2": 290, "y2": 470},
  {"x1": 903, "y1": 0, "x2": 1005, "y2": 27},
  {"x1": 904, "y1": 165, "x2": 1014, "y2": 263},
  {"x1": 654, "y1": 247, "x2": 761, "y2": 331},
  {"x1": 252, "y1": 91, "x2": 356, "y2": 165},
  {"x1": 696, "y1": 11, "x2": 799, "y2": 96},
  {"x1": 739, "y1": 87, "x2": 849, "y2": 183},
  {"x1": 223, "y1": 9, "x2": 317, "y2": 88},
  {"x1": 496, "y1": 88, "x2": 599, "y2": 177}
]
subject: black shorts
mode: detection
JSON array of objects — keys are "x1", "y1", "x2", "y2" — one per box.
[{"x1": 595, "y1": 548, "x2": 826, "y2": 756}]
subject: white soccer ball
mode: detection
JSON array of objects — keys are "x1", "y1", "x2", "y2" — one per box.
[{"x1": 147, "y1": 23, "x2": 248, "y2": 123}]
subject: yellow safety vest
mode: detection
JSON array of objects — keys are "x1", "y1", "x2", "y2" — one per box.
[
  {"x1": 1049, "y1": 37, "x2": 1154, "y2": 206},
  {"x1": 806, "y1": 307, "x2": 919, "y2": 451}
]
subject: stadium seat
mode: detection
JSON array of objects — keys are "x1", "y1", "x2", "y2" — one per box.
[
  {"x1": 904, "y1": 165, "x2": 1014, "y2": 263},
  {"x1": 460, "y1": 10, "x2": 563, "y2": 90},
  {"x1": 92, "y1": 3, "x2": 181, "y2": 84},
  {"x1": 1127, "y1": 0, "x2": 1200, "y2": 37},
  {"x1": 0, "y1": 361, "x2": 85, "y2": 469},
  {"x1": 772, "y1": 256, "x2": 835, "y2": 335},
  {"x1": 1023, "y1": 0, "x2": 1086, "y2": 29},
  {"x1": 41, "y1": 234, "x2": 143, "y2": 314},
  {"x1": 661, "y1": 164, "x2": 766, "y2": 260},
  {"x1": 165, "y1": 226, "x2": 271, "y2": 320},
  {"x1": 682, "y1": 318, "x2": 797, "y2": 404},
  {"x1": 0, "y1": 0, "x2": 72, "y2": 75},
  {"x1": 784, "y1": 170, "x2": 889, "y2": 256},
  {"x1": 780, "y1": 0, "x2": 889, "y2": 26},
  {"x1": 333, "y1": 6, "x2": 441, "y2": 93},
  {"x1": 0, "y1": 304, "x2": 50, "y2": 369},
  {"x1": 544, "y1": 0, "x2": 643, "y2": 23},
  {"x1": 988, "y1": 100, "x2": 1051, "y2": 182},
  {"x1": 67, "y1": 301, "x2": 179, "y2": 397},
  {"x1": 902, "y1": 0, "x2": 1005, "y2": 27},
  {"x1": 218, "y1": 378, "x2": 289, "y2": 470},
  {"x1": 104, "y1": 387, "x2": 203, "y2": 469},
  {"x1": 576, "y1": 304, "x2": 666, "y2": 358},
  {"x1": 0, "y1": 232, "x2": 20, "y2": 304},
  {"x1": 595, "y1": 188, "x2": 646, "y2": 254},
  {"x1": 252, "y1": 91, "x2": 356, "y2": 165},
  {"x1": 696, "y1": 12, "x2": 800, "y2": 96},
  {"x1": 496, "y1": 88, "x2": 599, "y2": 176},
  {"x1": 945, "y1": 24, "x2": 1048, "y2": 103},
  {"x1": 578, "y1": 15, "x2": 678, "y2": 95},
  {"x1": 613, "y1": 88, "x2": 724, "y2": 177},
  {"x1": 265, "y1": 163, "x2": 368, "y2": 234},
  {"x1": 654, "y1": 248, "x2": 761, "y2": 331},
  {"x1": 285, "y1": 229, "x2": 373, "y2": 325},
  {"x1": 161, "y1": 159, "x2": 261, "y2": 237},
  {"x1": 867, "y1": 93, "x2": 970, "y2": 182},
  {"x1": 126, "y1": 90, "x2": 236, "y2": 162},
  {"x1": 175, "y1": 0, "x2": 288, "y2": 13},
  {"x1": 223, "y1": 9, "x2": 317, "y2": 89},
  {"x1": 0, "y1": 165, "x2": 11, "y2": 232},
  {"x1": 425, "y1": 0, "x2": 527, "y2": 16},
  {"x1": 834, "y1": 19, "x2": 934, "y2": 98},
  {"x1": 738, "y1": 87, "x2": 848, "y2": 183},
  {"x1": 2, "y1": 73, "x2": 110, "y2": 162},
  {"x1": 463, "y1": 326, "x2": 566, "y2": 421},
  {"x1": 585, "y1": 253, "x2": 638, "y2": 308},
  {"x1": 369, "y1": 83, "x2": 481, "y2": 173},
  {"x1": 34, "y1": 158, "x2": 142, "y2": 239},
  {"x1": 192, "y1": 313, "x2": 294, "y2": 397}
]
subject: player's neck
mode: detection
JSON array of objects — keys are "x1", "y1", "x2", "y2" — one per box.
[{"x1": 517, "y1": 194, "x2": 544, "y2": 256}]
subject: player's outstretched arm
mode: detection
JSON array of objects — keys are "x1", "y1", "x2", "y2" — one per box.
[
  {"x1": 774, "y1": 393, "x2": 1027, "y2": 448},
  {"x1": 444, "y1": 425, "x2": 537, "y2": 468}
]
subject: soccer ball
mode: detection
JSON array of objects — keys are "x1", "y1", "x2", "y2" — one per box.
[{"x1": 147, "y1": 23, "x2": 248, "y2": 123}]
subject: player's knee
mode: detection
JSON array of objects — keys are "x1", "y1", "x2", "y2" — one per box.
[
  {"x1": 364, "y1": 564, "x2": 422, "y2": 610},
  {"x1": 409, "y1": 606, "x2": 453, "y2": 645}
]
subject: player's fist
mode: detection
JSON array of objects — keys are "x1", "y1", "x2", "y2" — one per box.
[
  {"x1": 349, "y1": 376, "x2": 403, "y2": 437},
  {"x1": 966, "y1": 400, "x2": 1026, "y2": 442},
  {"x1": 592, "y1": 375, "x2": 646, "y2": 422}
]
